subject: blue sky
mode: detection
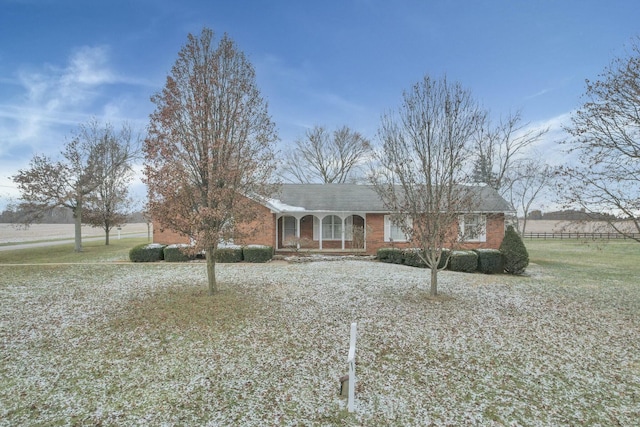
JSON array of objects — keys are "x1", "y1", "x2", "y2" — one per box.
[{"x1": 1, "y1": 0, "x2": 639, "y2": 210}]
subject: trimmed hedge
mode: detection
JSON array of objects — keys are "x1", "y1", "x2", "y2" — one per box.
[
  {"x1": 215, "y1": 246, "x2": 243, "y2": 263},
  {"x1": 437, "y1": 249, "x2": 451, "y2": 270},
  {"x1": 243, "y1": 245, "x2": 273, "y2": 263},
  {"x1": 403, "y1": 248, "x2": 427, "y2": 268},
  {"x1": 378, "y1": 247, "x2": 451, "y2": 269},
  {"x1": 129, "y1": 243, "x2": 166, "y2": 262},
  {"x1": 449, "y1": 251, "x2": 478, "y2": 273},
  {"x1": 163, "y1": 244, "x2": 193, "y2": 262},
  {"x1": 474, "y1": 249, "x2": 504, "y2": 274},
  {"x1": 377, "y1": 248, "x2": 404, "y2": 264}
]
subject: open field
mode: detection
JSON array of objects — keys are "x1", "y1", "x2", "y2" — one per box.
[
  {"x1": 519, "y1": 219, "x2": 637, "y2": 234},
  {"x1": 0, "y1": 240, "x2": 638, "y2": 425},
  {"x1": 0, "y1": 223, "x2": 149, "y2": 244}
]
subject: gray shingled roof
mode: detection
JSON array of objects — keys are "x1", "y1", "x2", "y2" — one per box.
[{"x1": 267, "y1": 184, "x2": 514, "y2": 213}]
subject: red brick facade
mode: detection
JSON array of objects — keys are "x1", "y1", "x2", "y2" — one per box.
[{"x1": 154, "y1": 200, "x2": 506, "y2": 255}]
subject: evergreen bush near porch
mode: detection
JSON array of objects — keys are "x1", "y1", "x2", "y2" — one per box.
[{"x1": 500, "y1": 225, "x2": 529, "y2": 275}]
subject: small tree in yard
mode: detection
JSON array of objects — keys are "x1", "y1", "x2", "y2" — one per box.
[
  {"x1": 83, "y1": 123, "x2": 139, "y2": 245},
  {"x1": 500, "y1": 225, "x2": 529, "y2": 275},
  {"x1": 12, "y1": 119, "x2": 137, "y2": 252},
  {"x1": 371, "y1": 75, "x2": 486, "y2": 296},
  {"x1": 144, "y1": 28, "x2": 278, "y2": 295}
]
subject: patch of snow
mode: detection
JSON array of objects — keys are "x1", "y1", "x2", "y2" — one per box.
[
  {"x1": 1, "y1": 261, "x2": 638, "y2": 426},
  {"x1": 266, "y1": 198, "x2": 306, "y2": 212}
]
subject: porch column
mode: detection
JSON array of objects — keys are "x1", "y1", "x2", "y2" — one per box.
[
  {"x1": 318, "y1": 216, "x2": 323, "y2": 250},
  {"x1": 296, "y1": 216, "x2": 301, "y2": 250},
  {"x1": 363, "y1": 216, "x2": 367, "y2": 251},
  {"x1": 341, "y1": 216, "x2": 346, "y2": 250},
  {"x1": 275, "y1": 214, "x2": 280, "y2": 250}
]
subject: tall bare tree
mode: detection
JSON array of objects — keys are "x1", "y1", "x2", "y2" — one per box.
[
  {"x1": 12, "y1": 119, "x2": 136, "y2": 252},
  {"x1": 507, "y1": 157, "x2": 555, "y2": 234},
  {"x1": 371, "y1": 75, "x2": 485, "y2": 296},
  {"x1": 472, "y1": 110, "x2": 548, "y2": 196},
  {"x1": 559, "y1": 38, "x2": 640, "y2": 242},
  {"x1": 281, "y1": 125, "x2": 371, "y2": 183},
  {"x1": 82, "y1": 123, "x2": 139, "y2": 245},
  {"x1": 144, "y1": 28, "x2": 278, "y2": 294}
]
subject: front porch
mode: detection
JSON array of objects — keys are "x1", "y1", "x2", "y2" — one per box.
[{"x1": 275, "y1": 213, "x2": 367, "y2": 253}]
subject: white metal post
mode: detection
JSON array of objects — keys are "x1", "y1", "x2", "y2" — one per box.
[{"x1": 348, "y1": 322, "x2": 357, "y2": 413}]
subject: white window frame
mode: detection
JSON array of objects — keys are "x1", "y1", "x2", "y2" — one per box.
[
  {"x1": 384, "y1": 215, "x2": 412, "y2": 242},
  {"x1": 282, "y1": 216, "x2": 296, "y2": 242},
  {"x1": 459, "y1": 214, "x2": 487, "y2": 242},
  {"x1": 322, "y1": 215, "x2": 342, "y2": 240},
  {"x1": 312, "y1": 216, "x2": 353, "y2": 241}
]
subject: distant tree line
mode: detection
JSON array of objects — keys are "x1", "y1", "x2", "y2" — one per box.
[{"x1": 526, "y1": 209, "x2": 620, "y2": 221}]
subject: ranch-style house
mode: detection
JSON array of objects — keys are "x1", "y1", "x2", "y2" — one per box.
[{"x1": 153, "y1": 183, "x2": 514, "y2": 255}]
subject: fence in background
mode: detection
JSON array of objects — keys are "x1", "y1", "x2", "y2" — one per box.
[{"x1": 523, "y1": 232, "x2": 640, "y2": 240}]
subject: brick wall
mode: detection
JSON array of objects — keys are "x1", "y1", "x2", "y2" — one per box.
[
  {"x1": 153, "y1": 226, "x2": 190, "y2": 245},
  {"x1": 152, "y1": 198, "x2": 276, "y2": 248},
  {"x1": 366, "y1": 212, "x2": 505, "y2": 254},
  {"x1": 154, "y1": 205, "x2": 506, "y2": 254}
]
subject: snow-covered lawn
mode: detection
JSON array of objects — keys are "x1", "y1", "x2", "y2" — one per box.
[{"x1": 1, "y1": 260, "x2": 638, "y2": 426}]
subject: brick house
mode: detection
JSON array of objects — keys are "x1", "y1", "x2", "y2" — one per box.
[{"x1": 153, "y1": 183, "x2": 514, "y2": 255}]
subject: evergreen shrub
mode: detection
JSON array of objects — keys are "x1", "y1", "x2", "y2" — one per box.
[
  {"x1": 243, "y1": 245, "x2": 273, "y2": 263},
  {"x1": 129, "y1": 243, "x2": 166, "y2": 262},
  {"x1": 403, "y1": 248, "x2": 427, "y2": 268},
  {"x1": 437, "y1": 249, "x2": 451, "y2": 269},
  {"x1": 163, "y1": 244, "x2": 193, "y2": 262},
  {"x1": 474, "y1": 249, "x2": 504, "y2": 274},
  {"x1": 500, "y1": 225, "x2": 529, "y2": 275},
  {"x1": 377, "y1": 248, "x2": 403, "y2": 264},
  {"x1": 449, "y1": 250, "x2": 478, "y2": 273},
  {"x1": 215, "y1": 246, "x2": 243, "y2": 263}
]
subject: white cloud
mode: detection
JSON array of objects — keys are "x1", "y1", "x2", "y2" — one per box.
[
  {"x1": 516, "y1": 112, "x2": 573, "y2": 166},
  {"x1": 0, "y1": 44, "x2": 154, "y2": 211}
]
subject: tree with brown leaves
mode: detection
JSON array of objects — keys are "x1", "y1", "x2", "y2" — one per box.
[
  {"x1": 12, "y1": 119, "x2": 137, "y2": 252},
  {"x1": 144, "y1": 28, "x2": 278, "y2": 294},
  {"x1": 559, "y1": 38, "x2": 640, "y2": 242},
  {"x1": 371, "y1": 75, "x2": 486, "y2": 296}
]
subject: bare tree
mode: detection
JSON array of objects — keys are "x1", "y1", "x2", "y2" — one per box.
[
  {"x1": 281, "y1": 125, "x2": 371, "y2": 183},
  {"x1": 507, "y1": 157, "x2": 555, "y2": 234},
  {"x1": 12, "y1": 119, "x2": 136, "y2": 252},
  {"x1": 144, "y1": 28, "x2": 278, "y2": 294},
  {"x1": 472, "y1": 110, "x2": 549, "y2": 196},
  {"x1": 558, "y1": 39, "x2": 640, "y2": 241},
  {"x1": 82, "y1": 123, "x2": 139, "y2": 245},
  {"x1": 371, "y1": 75, "x2": 485, "y2": 296}
]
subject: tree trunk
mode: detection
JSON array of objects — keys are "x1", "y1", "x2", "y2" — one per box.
[
  {"x1": 74, "y1": 198, "x2": 83, "y2": 252},
  {"x1": 105, "y1": 229, "x2": 110, "y2": 246},
  {"x1": 430, "y1": 266, "x2": 438, "y2": 297},
  {"x1": 206, "y1": 244, "x2": 218, "y2": 295}
]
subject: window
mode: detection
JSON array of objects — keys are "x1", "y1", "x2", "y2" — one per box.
[
  {"x1": 384, "y1": 215, "x2": 412, "y2": 242},
  {"x1": 282, "y1": 216, "x2": 296, "y2": 241},
  {"x1": 322, "y1": 215, "x2": 342, "y2": 240},
  {"x1": 312, "y1": 216, "x2": 353, "y2": 241},
  {"x1": 459, "y1": 214, "x2": 486, "y2": 242}
]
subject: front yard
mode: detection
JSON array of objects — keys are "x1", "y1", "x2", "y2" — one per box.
[{"x1": 1, "y1": 241, "x2": 638, "y2": 425}]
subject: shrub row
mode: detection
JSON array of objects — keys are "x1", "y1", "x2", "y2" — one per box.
[
  {"x1": 129, "y1": 243, "x2": 167, "y2": 262},
  {"x1": 129, "y1": 243, "x2": 273, "y2": 263},
  {"x1": 377, "y1": 247, "x2": 504, "y2": 274}
]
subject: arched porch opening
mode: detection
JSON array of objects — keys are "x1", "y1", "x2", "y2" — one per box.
[{"x1": 276, "y1": 213, "x2": 366, "y2": 252}]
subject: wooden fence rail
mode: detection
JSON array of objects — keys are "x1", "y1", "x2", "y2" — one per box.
[{"x1": 523, "y1": 232, "x2": 640, "y2": 240}]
